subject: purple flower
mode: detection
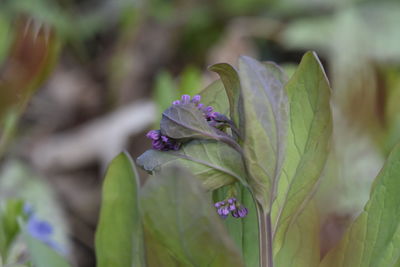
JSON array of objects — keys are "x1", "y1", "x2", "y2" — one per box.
[
  {"x1": 146, "y1": 129, "x2": 181, "y2": 151},
  {"x1": 214, "y1": 197, "x2": 248, "y2": 219},
  {"x1": 232, "y1": 206, "x2": 248, "y2": 218}
]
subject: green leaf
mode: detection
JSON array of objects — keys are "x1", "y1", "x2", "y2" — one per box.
[
  {"x1": 24, "y1": 233, "x2": 70, "y2": 267},
  {"x1": 271, "y1": 52, "x2": 332, "y2": 257},
  {"x1": 320, "y1": 144, "x2": 400, "y2": 267},
  {"x1": 213, "y1": 185, "x2": 260, "y2": 266},
  {"x1": 143, "y1": 226, "x2": 181, "y2": 267},
  {"x1": 238, "y1": 56, "x2": 289, "y2": 211},
  {"x1": 137, "y1": 139, "x2": 247, "y2": 190},
  {"x1": 140, "y1": 166, "x2": 244, "y2": 266},
  {"x1": 2, "y1": 200, "x2": 24, "y2": 250},
  {"x1": 209, "y1": 63, "x2": 244, "y2": 135},
  {"x1": 275, "y1": 201, "x2": 320, "y2": 267},
  {"x1": 95, "y1": 152, "x2": 144, "y2": 267},
  {"x1": 0, "y1": 199, "x2": 24, "y2": 259}
]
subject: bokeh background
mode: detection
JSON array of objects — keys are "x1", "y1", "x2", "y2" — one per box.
[{"x1": 1, "y1": 0, "x2": 400, "y2": 266}]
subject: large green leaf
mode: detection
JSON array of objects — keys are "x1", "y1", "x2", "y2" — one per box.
[
  {"x1": 137, "y1": 139, "x2": 247, "y2": 190},
  {"x1": 95, "y1": 152, "x2": 144, "y2": 267},
  {"x1": 271, "y1": 52, "x2": 332, "y2": 258},
  {"x1": 320, "y1": 144, "x2": 400, "y2": 267},
  {"x1": 238, "y1": 56, "x2": 289, "y2": 211},
  {"x1": 143, "y1": 226, "x2": 182, "y2": 267},
  {"x1": 275, "y1": 200, "x2": 320, "y2": 267},
  {"x1": 209, "y1": 63, "x2": 244, "y2": 136},
  {"x1": 140, "y1": 166, "x2": 244, "y2": 267},
  {"x1": 24, "y1": 233, "x2": 70, "y2": 267}
]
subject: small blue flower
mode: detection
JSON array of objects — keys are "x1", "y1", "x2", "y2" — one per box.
[
  {"x1": 27, "y1": 217, "x2": 53, "y2": 240},
  {"x1": 26, "y1": 215, "x2": 64, "y2": 254}
]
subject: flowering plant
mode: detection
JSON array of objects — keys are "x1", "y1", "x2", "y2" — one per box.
[{"x1": 95, "y1": 52, "x2": 400, "y2": 267}]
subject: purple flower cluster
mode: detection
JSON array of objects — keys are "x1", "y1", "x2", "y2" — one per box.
[
  {"x1": 172, "y1": 94, "x2": 220, "y2": 122},
  {"x1": 146, "y1": 130, "x2": 180, "y2": 151},
  {"x1": 214, "y1": 198, "x2": 248, "y2": 219},
  {"x1": 146, "y1": 94, "x2": 225, "y2": 151}
]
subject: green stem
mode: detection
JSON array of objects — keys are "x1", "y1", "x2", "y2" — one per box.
[{"x1": 257, "y1": 204, "x2": 274, "y2": 267}]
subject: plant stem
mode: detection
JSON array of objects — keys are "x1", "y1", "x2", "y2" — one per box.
[
  {"x1": 266, "y1": 213, "x2": 274, "y2": 267},
  {"x1": 257, "y1": 205, "x2": 274, "y2": 267}
]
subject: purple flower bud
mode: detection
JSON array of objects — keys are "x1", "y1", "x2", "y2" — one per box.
[
  {"x1": 204, "y1": 106, "x2": 213, "y2": 114},
  {"x1": 172, "y1": 100, "x2": 180, "y2": 105},
  {"x1": 237, "y1": 207, "x2": 248, "y2": 218},
  {"x1": 172, "y1": 142, "x2": 180, "y2": 150},
  {"x1": 146, "y1": 130, "x2": 160, "y2": 140},
  {"x1": 146, "y1": 129, "x2": 181, "y2": 151},
  {"x1": 229, "y1": 204, "x2": 236, "y2": 211},
  {"x1": 227, "y1": 198, "x2": 236, "y2": 204},
  {"x1": 181, "y1": 94, "x2": 191, "y2": 104},
  {"x1": 191, "y1": 95, "x2": 201, "y2": 104},
  {"x1": 197, "y1": 103, "x2": 204, "y2": 109},
  {"x1": 214, "y1": 201, "x2": 225, "y2": 208},
  {"x1": 232, "y1": 210, "x2": 239, "y2": 218}
]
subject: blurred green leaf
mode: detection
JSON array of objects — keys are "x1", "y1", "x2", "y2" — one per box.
[
  {"x1": 140, "y1": 166, "x2": 244, "y2": 266},
  {"x1": 153, "y1": 70, "x2": 178, "y2": 126},
  {"x1": 1, "y1": 200, "x2": 24, "y2": 254},
  {"x1": 0, "y1": 13, "x2": 12, "y2": 65},
  {"x1": 320, "y1": 144, "x2": 400, "y2": 267},
  {"x1": 23, "y1": 233, "x2": 70, "y2": 267},
  {"x1": 271, "y1": 52, "x2": 332, "y2": 260},
  {"x1": 137, "y1": 139, "x2": 247, "y2": 190},
  {"x1": 179, "y1": 65, "x2": 202, "y2": 96},
  {"x1": 154, "y1": 71, "x2": 178, "y2": 113},
  {"x1": 143, "y1": 226, "x2": 181, "y2": 267},
  {"x1": 384, "y1": 67, "x2": 400, "y2": 153},
  {"x1": 0, "y1": 110, "x2": 18, "y2": 158},
  {"x1": 95, "y1": 152, "x2": 144, "y2": 267},
  {"x1": 238, "y1": 55, "x2": 288, "y2": 211}
]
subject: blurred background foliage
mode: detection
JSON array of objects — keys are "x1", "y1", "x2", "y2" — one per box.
[{"x1": 0, "y1": 0, "x2": 400, "y2": 265}]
